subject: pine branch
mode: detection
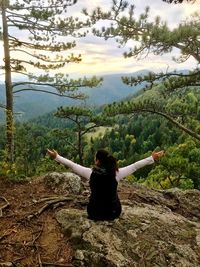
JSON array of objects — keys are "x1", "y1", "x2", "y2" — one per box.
[
  {"x1": 139, "y1": 108, "x2": 200, "y2": 141},
  {"x1": 9, "y1": 3, "x2": 75, "y2": 11},
  {"x1": 81, "y1": 124, "x2": 99, "y2": 136},
  {"x1": 9, "y1": 49, "x2": 71, "y2": 63},
  {"x1": 13, "y1": 88, "x2": 86, "y2": 99},
  {"x1": 87, "y1": 1, "x2": 200, "y2": 64},
  {"x1": 106, "y1": 103, "x2": 200, "y2": 141},
  {"x1": 10, "y1": 71, "x2": 30, "y2": 77},
  {"x1": 9, "y1": 35, "x2": 76, "y2": 52},
  {"x1": 122, "y1": 69, "x2": 200, "y2": 93}
]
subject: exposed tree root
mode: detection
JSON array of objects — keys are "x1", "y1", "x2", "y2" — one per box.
[{"x1": 27, "y1": 196, "x2": 73, "y2": 220}]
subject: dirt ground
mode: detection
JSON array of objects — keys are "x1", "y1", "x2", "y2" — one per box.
[
  {"x1": 0, "y1": 177, "x2": 75, "y2": 267},
  {"x1": 0, "y1": 174, "x2": 135, "y2": 267}
]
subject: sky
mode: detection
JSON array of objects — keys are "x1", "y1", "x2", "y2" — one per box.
[{"x1": 0, "y1": 0, "x2": 200, "y2": 81}]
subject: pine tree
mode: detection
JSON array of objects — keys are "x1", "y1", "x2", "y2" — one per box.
[
  {"x1": 54, "y1": 106, "x2": 113, "y2": 164},
  {"x1": 84, "y1": 0, "x2": 200, "y2": 140},
  {"x1": 0, "y1": 0, "x2": 101, "y2": 161}
]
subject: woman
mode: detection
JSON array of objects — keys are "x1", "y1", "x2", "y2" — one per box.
[{"x1": 47, "y1": 148, "x2": 164, "y2": 221}]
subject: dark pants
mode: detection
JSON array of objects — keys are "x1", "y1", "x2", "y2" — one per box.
[{"x1": 87, "y1": 199, "x2": 122, "y2": 221}]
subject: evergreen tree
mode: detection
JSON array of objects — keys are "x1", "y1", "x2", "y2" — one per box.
[
  {"x1": 54, "y1": 106, "x2": 113, "y2": 164},
  {"x1": 145, "y1": 138, "x2": 200, "y2": 189},
  {"x1": 0, "y1": 0, "x2": 101, "y2": 161},
  {"x1": 104, "y1": 86, "x2": 200, "y2": 141},
  {"x1": 84, "y1": 0, "x2": 200, "y2": 140}
]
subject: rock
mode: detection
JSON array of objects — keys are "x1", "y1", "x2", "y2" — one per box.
[
  {"x1": 56, "y1": 202, "x2": 200, "y2": 267},
  {"x1": 41, "y1": 172, "x2": 200, "y2": 266},
  {"x1": 163, "y1": 188, "x2": 200, "y2": 220},
  {"x1": 43, "y1": 172, "x2": 82, "y2": 194},
  {"x1": 119, "y1": 181, "x2": 200, "y2": 220}
]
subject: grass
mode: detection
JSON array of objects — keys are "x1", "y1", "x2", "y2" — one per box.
[{"x1": 85, "y1": 126, "x2": 112, "y2": 140}]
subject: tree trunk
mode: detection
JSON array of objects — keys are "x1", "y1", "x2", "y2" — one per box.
[
  {"x1": 78, "y1": 131, "x2": 83, "y2": 165},
  {"x1": 2, "y1": 0, "x2": 14, "y2": 162}
]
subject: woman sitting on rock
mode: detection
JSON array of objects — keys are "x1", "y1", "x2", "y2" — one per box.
[{"x1": 47, "y1": 149, "x2": 164, "y2": 221}]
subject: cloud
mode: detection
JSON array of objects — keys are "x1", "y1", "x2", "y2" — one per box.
[
  {"x1": 69, "y1": 0, "x2": 199, "y2": 76},
  {"x1": 0, "y1": 0, "x2": 199, "y2": 82}
]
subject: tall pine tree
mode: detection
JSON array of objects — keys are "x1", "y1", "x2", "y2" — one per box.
[{"x1": 0, "y1": 0, "x2": 101, "y2": 161}]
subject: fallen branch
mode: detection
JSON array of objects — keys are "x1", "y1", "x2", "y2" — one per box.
[
  {"x1": 34, "y1": 196, "x2": 70, "y2": 204},
  {"x1": 0, "y1": 196, "x2": 10, "y2": 217},
  {"x1": 37, "y1": 253, "x2": 42, "y2": 267},
  {"x1": 31, "y1": 227, "x2": 43, "y2": 244}
]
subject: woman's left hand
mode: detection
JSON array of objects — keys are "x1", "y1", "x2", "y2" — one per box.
[{"x1": 152, "y1": 150, "x2": 165, "y2": 161}]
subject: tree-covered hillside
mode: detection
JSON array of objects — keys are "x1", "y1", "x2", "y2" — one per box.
[{"x1": 0, "y1": 82, "x2": 199, "y2": 189}]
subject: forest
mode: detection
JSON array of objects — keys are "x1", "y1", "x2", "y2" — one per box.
[{"x1": 0, "y1": 0, "x2": 200, "y2": 190}]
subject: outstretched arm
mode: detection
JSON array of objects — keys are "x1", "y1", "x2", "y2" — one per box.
[
  {"x1": 47, "y1": 149, "x2": 92, "y2": 180},
  {"x1": 116, "y1": 151, "x2": 164, "y2": 182}
]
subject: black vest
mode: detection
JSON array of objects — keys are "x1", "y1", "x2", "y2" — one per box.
[{"x1": 87, "y1": 167, "x2": 121, "y2": 221}]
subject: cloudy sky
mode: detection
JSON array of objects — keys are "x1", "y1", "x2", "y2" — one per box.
[{"x1": 0, "y1": 0, "x2": 200, "y2": 81}]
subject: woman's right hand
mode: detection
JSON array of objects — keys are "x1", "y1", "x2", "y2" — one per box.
[{"x1": 47, "y1": 149, "x2": 58, "y2": 159}]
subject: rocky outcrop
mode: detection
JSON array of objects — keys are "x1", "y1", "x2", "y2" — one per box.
[
  {"x1": 43, "y1": 172, "x2": 83, "y2": 195},
  {"x1": 120, "y1": 183, "x2": 200, "y2": 221},
  {"x1": 55, "y1": 179, "x2": 200, "y2": 267}
]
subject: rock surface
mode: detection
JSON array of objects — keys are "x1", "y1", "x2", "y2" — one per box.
[
  {"x1": 43, "y1": 172, "x2": 82, "y2": 194},
  {"x1": 55, "y1": 179, "x2": 200, "y2": 267}
]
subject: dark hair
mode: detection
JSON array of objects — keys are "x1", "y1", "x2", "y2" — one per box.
[{"x1": 95, "y1": 149, "x2": 118, "y2": 176}]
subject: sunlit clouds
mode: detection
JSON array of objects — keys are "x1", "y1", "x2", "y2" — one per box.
[
  {"x1": 63, "y1": 0, "x2": 200, "y2": 77},
  {"x1": 0, "y1": 0, "x2": 199, "y2": 81}
]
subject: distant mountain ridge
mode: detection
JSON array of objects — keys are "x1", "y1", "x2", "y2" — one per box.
[{"x1": 0, "y1": 70, "x2": 149, "y2": 122}]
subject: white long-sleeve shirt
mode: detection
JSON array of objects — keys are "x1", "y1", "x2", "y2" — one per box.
[{"x1": 55, "y1": 155, "x2": 154, "y2": 182}]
